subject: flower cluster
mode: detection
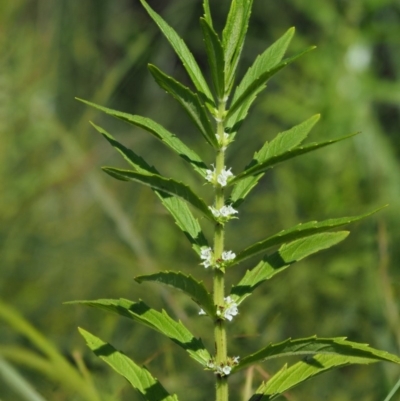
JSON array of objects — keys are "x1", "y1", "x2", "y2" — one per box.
[
  {"x1": 200, "y1": 247, "x2": 213, "y2": 268},
  {"x1": 217, "y1": 296, "x2": 239, "y2": 321},
  {"x1": 200, "y1": 248, "x2": 236, "y2": 269},
  {"x1": 209, "y1": 204, "x2": 238, "y2": 222},
  {"x1": 206, "y1": 356, "x2": 240, "y2": 376},
  {"x1": 206, "y1": 166, "x2": 233, "y2": 187},
  {"x1": 215, "y1": 132, "x2": 232, "y2": 151}
]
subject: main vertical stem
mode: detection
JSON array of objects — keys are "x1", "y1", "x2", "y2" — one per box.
[{"x1": 214, "y1": 98, "x2": 228, "y2": 401}]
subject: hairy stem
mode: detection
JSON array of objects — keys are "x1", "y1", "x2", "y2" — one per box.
[{"x1": 214, "y1": 97, "x2": 228, "y2": 401}]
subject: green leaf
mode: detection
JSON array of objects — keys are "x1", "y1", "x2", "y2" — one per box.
[
  {"x1": 250, "y1": 343, "x2": 400, "y2": 401},
  {"x1": 140, "y1": 0, "x2": 214, "y2": 104},
  {"x1": 227, "y1": 46, "x2": 315, "y2": 120},
  {"x1": 135, "y1": 272, "x2": 215, "y2": 317},
  {"x1": 229, "y1": 114, "x2": 320, "y2": 206},
  {"x1": 77, "y1": 99, "x2": 208, "y2": 178},
  {"x1": 159, "y1": 197, "x2": 209, "y2": 255},
  {"x1": 237, "y1": 336, "x2": 400, "y2": 374},
  {"x1": 226, "y1": 27, "x2": 295, "y2": 132},
  {"x1": 73, "y1": 299, "x2": 211, "y2": 366},
  {"x1": 222, "y1": 0, "x2": 254, "y2": 93},
  {"x1": 148, "y1": 65, "x2": 218, "y2": 148},
  {"x1": 200, "y1": 18, "x2": 225, "y2": 99},
  {"x1": 232, "y1": 207, "x2": 383, "y2": 266},
  {"x1": 230, "y1": 232, "x2": 349, "y2": 305},
  {"x1": 102, "y1": 167, "x2": 215, "y2": 222},
  {"x1": 231, "y1": 132, "x2": 357, "y2": 184},
  {"x1": 202, "y1": 0, "x2": 213, "y2": 27},
  {"x1": 79, "y1": 328, "x2": 178, "y2": 401}
]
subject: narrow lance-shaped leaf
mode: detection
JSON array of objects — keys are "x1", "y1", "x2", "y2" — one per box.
[
  {"x1": 135, "y1": 272, "x2": 215, "y2": 317},
  {"x1": 226, "y1": 27, "x2": 295, "y2": 132},
  {"x1": 230, "y1": 133, "x2": 358, "y2": 185},
  {"x1": 230, "y1": 232, "x2": 349, "y2": 305},
  {"x1": 202, "y1": 0, "x2": 213, "y2": 27},
  {"x1": 229, "y1": 114, "x2": 320, "y2": 207},
  {"x1": 227, "y1": 46, "x2": 315, "y2": 120},
  {"x1": 148, "y1": 65, "x2": 218, "y2": 148},
  {"x1": 79, "y1": 328, "x2": 178, "y2": 401},
  {"x1": 236, "y1": 336, "x2": 400, "y2": 373},
  {"x1": 231, "y1": 207, "x2": 384, "y2": 266},
  {"x1": 102, "y1": 167, "x2": 215, "y2": 222},
  {"x1": 200, "y1": 18, "x2": 225, "y2": 99},
  {"x1": 250, "y1": 346, "x2": 400, "y2": 401},
  {"x1": 88, "y1": 123, "x2": 208, "y2": 254},
  {"x1": 72, "y1": 299, "x2": 211, "y2": 366},
  {"x1": 223, "y1": 0, "x2": 254, "y2": 93},
  {"x1": 140, "y1": 0, "x2": 214, "y2": 105},
  {"x1": 78, "y1": 98, "x2": 208, "y2": 178}
]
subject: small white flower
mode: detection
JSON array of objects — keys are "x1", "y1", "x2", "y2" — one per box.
[
  {"x1": 209, "y1": 205, "x2": 238, "y2": 220},
  {"x1": 223, "y1": 296, "x2": 239, "y2": 321},
  {"x1": 198, "y1": 309, "x2": 206, "y2": 315},
  {"x1": 217, "y1": 167, "x2": 233, "y2": 187},
  {"x1": 222, "y1": 365, "x2": 232, "y2": 376},
  {"x1": 222, "y1": 250, "x2": 236, "y2": 261},
  {"x1": 207, "y1": 360, "x2": 215, "y2": 369},
  {"x1": 205, "y1": 167, "x2": 215, "y2": 183},
  {"x1": 200, "y1": 247, "x2": 213, "y2": 268},
  {"x1": 232, "y1": 356, "x2": 240, "y2": 364}
]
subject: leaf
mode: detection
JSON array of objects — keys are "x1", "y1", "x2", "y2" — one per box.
[
  {"x1": 160, "y1": 197, "x2": 209, "y2": 255},
  {"x1": 229, "y1": 115, "x2": 320, "y2": 206},
  {"x1": 249, "y1": 344, "x2": 400, "y2": 401},
  {"x1": 148, "y1": 65, "x2": 218, "y2": 148},
  {"x1": 102, "y1": 167, "x2": 215, "y2": 222},
  {"x1": 227, "y1": 46, "x2": 315, "y2": 120},
  {"x1": 135, "y1": 272, "x2": 215, "y2": 317},
  {"x1": 231, "y1": 207, "x2": 383, "y2": 266},
  {"x1": 231, "y1": 133, "x2": 357, "y2": 184},
  {"x1": 140, "y1": 0, "x2": 214, "y2": 104},
  {"x1": 226, "y1": 27, "x2": 295, "y2": 132},
  {"x1": 230, "y1": 232, "x2": 349, "y2": 305},
  {"x1": 79, "y1": 328, "x2": 178, "y2": 401},
  {"x1": 202, "y1": 0, "x2": 213, "y2": 27},
  {"x1": 222, "y1": 0, "x2": 254, "y2": 92},
  {"x1": 77, "y1": 99, "x2": 208, "y2": 178},
  {"x1": 73, "y1": 299, "x2": 211, "y2": 366},
  {"x1": 200, "y1": 18, "x2": 225, "y2": 99},
  {"x1": 237, "y1": 336, "x2": 400, "y2": 374}
]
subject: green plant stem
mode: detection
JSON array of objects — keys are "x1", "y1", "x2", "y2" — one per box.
[{"x1": 213, "y1": 98, "x2": 228, "y2": 401}]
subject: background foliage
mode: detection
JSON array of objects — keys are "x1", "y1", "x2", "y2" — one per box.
[{"x1": 1, "y1": 0, "x2": 400, "y2": 400}]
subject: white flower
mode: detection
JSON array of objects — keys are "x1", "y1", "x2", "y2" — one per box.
[
  {"x1": 205, "y1": 166, "x2": 234, "y2": 187},
  {"x1": 222, "y1": 365, "x2": 232, "y2": 375},
  {"x1": 200, "y1": 247, "x2": 213, "y2": 268},
  {"x1": 209, "y1": 205, "x2": 238, "y2": 219},
  {"x1": 222, "y1": 250, "x2": 236, "y2": 261},
  {"x1": 232, "y1": 356, "x2": 240, "y2": 364},
  {"x1": 198, "y1": 309, "x2": 206, "y2": 315},
  {"x1": 217, "y1": 167, "x2": 233, "y2": 187},
  {"x1": 207, "y1": 360, "x2": 215, "y2": 369},
  {"x1": 223, "y1": 296, "x2": 239, "y2": 321}
]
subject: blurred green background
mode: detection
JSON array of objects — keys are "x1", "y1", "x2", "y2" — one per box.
[{"x1": 1, "y1": 0, "x2": 400, "y2": 400}]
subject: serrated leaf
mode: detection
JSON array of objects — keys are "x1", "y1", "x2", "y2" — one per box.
[
  {"x1": 140, "y1": 0, "x2": 214, "y2": 105},
  {"x1": 222, "y1": 0, "x2": 253, "y2": 93},
  {"x1": 231, "y1": 133, "x2": 357, "y2": 184},
  {"x1": 227, "y1": 46, "x2": 315, "y2": 120},
  {"x1": 229, "y1": 115, "x2": 320, "y2": 206},
  {"x1": 200, "y1": 18, "x2": 225, "y2": 99},
  {"x1": 250, "y1": 344, "x2": 400, "y2": 401},
  {"x1": 230, "y1": 232, "x2": 349, "y2": 305},
  {"x1": 77, "y1": 99, "x2": 208, "y2": 178},
  {"x1": 226, "y1": 27, "x2": 295, "y2": 132},
  {"x1": 73, "y1": 299, "x2": 211, "y2": 366},
  {"x1": 102, "y1": 167, "x2": 215, "y2": 222},
  {"x1": 135, "y1": 272, "x2": 215, "y2": 317},
  {"x1": 148, "y1": 65, "x2": 218, "y2": 148},
  {"x1": 232, "y1": 207, "x2": 383, "y2": 266},
  {"x1": 79, "y1": 328, "x2": 178, "y2": 401},
  {"x1": 160, "y1": 197, "x2": 209, "y2": 255},
  {"x1": 202, "y1": 0, "x2": 213, "y2": 27}
]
